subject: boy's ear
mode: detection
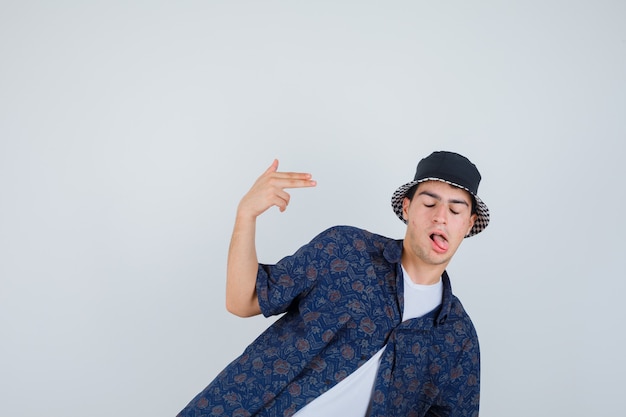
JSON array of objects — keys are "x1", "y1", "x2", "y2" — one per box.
[
  {"x1": 402, "y1": 197, "x2": 411, "y2": 221},
  {"x1": 467, "y1": 213, "x2": 477, "y2": 235}
]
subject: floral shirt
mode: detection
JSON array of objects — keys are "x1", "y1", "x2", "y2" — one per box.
[{"x1": 177, "y1": 226, "x2": 480, "y2": 417}]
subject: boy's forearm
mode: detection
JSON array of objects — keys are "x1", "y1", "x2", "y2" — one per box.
[{"x1": 225, "y1": 214, "x2": 262, "y2": 317}]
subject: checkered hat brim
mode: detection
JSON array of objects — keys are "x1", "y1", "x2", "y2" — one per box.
[{"x1": 391, "y1": 177, "x2": 490, "y2": 238}]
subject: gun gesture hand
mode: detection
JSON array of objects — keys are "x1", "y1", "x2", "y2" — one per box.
[{"x1": 237, "y1": 159, "x2": 317, "y2": 219}]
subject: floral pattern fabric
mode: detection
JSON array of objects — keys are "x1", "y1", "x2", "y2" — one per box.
[{"x1": 177, "y1": 226, "x2": 480, "y2": 417}]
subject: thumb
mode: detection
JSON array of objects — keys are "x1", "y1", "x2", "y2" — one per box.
[{"x1": 264, "y1": 159, "x2": 279, "y2": 174}]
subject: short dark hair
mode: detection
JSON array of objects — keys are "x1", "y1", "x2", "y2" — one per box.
[{"x1": 405, "y1": 182, "x2": 477, "y2": 215}]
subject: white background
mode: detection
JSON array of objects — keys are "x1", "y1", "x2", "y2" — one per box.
[{"x1": 1, "y1": 1, "x2": 624, "y2": 416}]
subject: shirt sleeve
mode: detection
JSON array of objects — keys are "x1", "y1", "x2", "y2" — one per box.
[{"x1": 256, "y1": 227, "x2": 337, "y2": 317}]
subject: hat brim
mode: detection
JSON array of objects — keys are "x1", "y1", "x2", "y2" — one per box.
[{"x1": 391, "y1": 178, "x2": 490, "y2": 238}]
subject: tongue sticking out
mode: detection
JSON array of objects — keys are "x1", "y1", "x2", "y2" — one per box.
[{"x1": 431, "y1": 234, "x2": 449, "y2": 251}]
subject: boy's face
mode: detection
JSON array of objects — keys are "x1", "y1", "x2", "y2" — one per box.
[{"x1": 402, "y1": 180, "x2": 477, "y2": 270}]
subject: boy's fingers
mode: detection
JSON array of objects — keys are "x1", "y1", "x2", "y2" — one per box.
[{"x1": 269, "y1": 174, "x2": 316, "y2": 189}]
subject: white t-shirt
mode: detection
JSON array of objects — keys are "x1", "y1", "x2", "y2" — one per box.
[{"x1": 293, "y1": 267, "x2": 443, "y2": 416}]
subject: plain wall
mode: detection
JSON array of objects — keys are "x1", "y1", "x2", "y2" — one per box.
[{"x1": 1, "y1": 1, "x2": 624, "y2": 415}]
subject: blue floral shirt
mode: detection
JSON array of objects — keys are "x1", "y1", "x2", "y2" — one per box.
[{"x1": 178, "y1": 226, "x2": 480, "y2": 417}]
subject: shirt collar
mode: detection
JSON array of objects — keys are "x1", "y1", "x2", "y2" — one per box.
[{"x1": 384, "y1": 239, "x2": 454, "y2": 327}]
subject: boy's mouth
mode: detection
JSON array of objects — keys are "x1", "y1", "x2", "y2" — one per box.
[{"x1": 430, "y1": 233, "x2": 449, "y2": 252}]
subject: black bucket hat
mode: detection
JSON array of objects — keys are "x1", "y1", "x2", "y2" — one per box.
[{"x1": 391, "y1": 151, "x2": 490, "y2": 237}]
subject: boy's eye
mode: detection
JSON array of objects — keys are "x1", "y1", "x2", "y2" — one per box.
[
  {"x1": 450, "y1": 209, "x2": 460, "y2": 215},
  {"x1": 424, "y1": 203, "x2": 435, "y2": 208}
]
